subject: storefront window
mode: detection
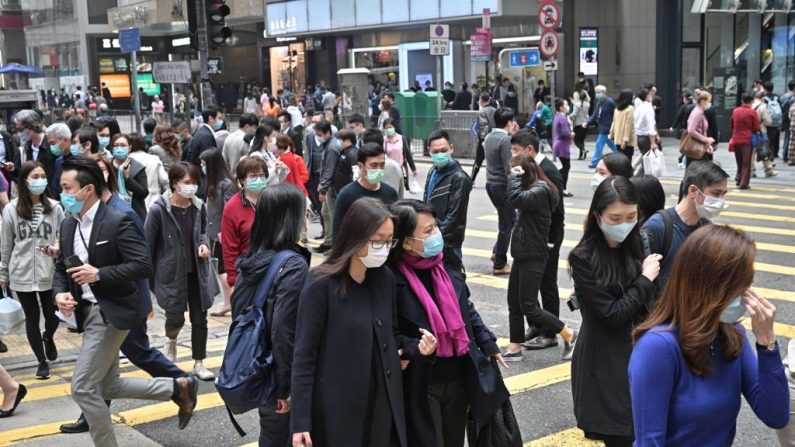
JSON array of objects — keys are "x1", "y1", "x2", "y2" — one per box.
[
  {"x1": 761, "y1": 13, "x2": 794, "y2": 93},
  {"x1": 22, "y1": 0, "x2": 76, "y2": 24},
  {"x1": 353, "y1": 48, "x2": 399, "y2": 89},
  {"x1": 270, "y1": 43, "x2": 306, "y2": 95},
  {"x1": 682, "y1": 47, "x2": 701, "y2": 91},
  {"x1": 29, "y1": 42, "x2": 80, "y2": 77}
]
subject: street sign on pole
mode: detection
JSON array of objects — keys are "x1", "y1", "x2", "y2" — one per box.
[
  {"x1": 509, "y1": 50, "x2": 541, "y2": 67},
  {"x1": 538, "y1": 2, "x2": 561, "y2": 30},
  {"x1": 543, "y1": 60, "x2": 558, "y2": 71},
  {"x1": 539, "y1": 30, "x2": 560, "y2": 59},
  {"x1": 119, "y1": 28, "x2": 141, "y2": 53},
  {"x1": 429, "y1": 24, "x2": 450, "y2": 56},
  {"x1": 482, "y1": 7, "x2": 491, "y2": 29},
  {"x1": 153, "y1": 61, "x2": 192, "y2": 84},
  {"x1": 471, "y1": 28, "x2": 493, "y2": 62},
  {"x1": 207, "y1": 57, "x2": 223, "y2": 75}
]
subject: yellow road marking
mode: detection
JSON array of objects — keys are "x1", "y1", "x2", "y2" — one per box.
[
  {"x1": 505, "y1": 362, "x2": 571, "y2": 394},
  {"x1": 524, "y1": 428, "x2": 604, "y2": 446},
  {"x1": 728, "y1": 200, "x2": 795, "y2": 212},
  {"x1": 567, "y1": 171, "x2": 795, "y2": 194}
]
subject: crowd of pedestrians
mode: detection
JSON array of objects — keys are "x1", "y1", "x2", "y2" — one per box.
[{"x1": 0, "y1": 71, "x2": 792, "y2": 447}]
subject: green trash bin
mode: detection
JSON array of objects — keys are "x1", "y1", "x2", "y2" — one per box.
[
  {"x1": 394, "y1": 92, "x2": 416, "y2": 140},
  {"x1": 414, "y1": 91, "x2": 439, "y2": 141}
]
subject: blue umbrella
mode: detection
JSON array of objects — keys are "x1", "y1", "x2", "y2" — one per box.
[{"x1": 0, "y1": 63, "x2": 42, "y2": 74}]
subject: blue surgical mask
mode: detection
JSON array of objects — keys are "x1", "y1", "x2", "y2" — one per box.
[
  {"x1": 599, "y1": 220, "x2": 637, "y2": 243},
  {"x1": 112, "y1": 146, "x2": 129, "y2": 160},
  {"x1": 431, "y1": 152, "x2": 451, "y2": 168},
  {"x1": 720, "y1": 296, "x2": 747, "y2": 323},
  {"x1": 70, "y1": 144, "x2": 81, "y2": 156},
  {"x1": 28, "y1": 178, "x2": 48, "y2": 196},
  {"x1": 60, "y1": 187, "x2": 87, "y2": 215},
  {"x1": 98, "y1": 136, "x2": 110, "y2": 149},
  {"x1": 50, "y1": 145, "x2": 64, "y2": 157},
  {"x1": 213, "y1": 119, "x2": 224, "y2": 131},
  {"x1": 412, "y1": 232, "x2": 444, "y2": 258},
  {"x1": 596, "y1": 92, "x2": 604, "y2": 101}
]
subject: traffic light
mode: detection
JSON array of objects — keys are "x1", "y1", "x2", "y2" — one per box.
[{"x1": 206, "y1": 0, "x2": 232, "y2": 46}]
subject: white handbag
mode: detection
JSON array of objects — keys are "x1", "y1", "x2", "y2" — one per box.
[{"x1": 0, "y1": 290, "x2": 25, "y2": 335}]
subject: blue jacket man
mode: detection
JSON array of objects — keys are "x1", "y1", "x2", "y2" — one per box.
[{"x1": 585, "y1": 85, "x2": 618, "y2": 167}]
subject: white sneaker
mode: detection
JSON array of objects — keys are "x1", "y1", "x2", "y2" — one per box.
[
  {"x1": 164, "y1": 338, "x2": 177, "y2": 363},
  {"x1": 193, "y1": 362, "x2": 215, "y2": 381}
]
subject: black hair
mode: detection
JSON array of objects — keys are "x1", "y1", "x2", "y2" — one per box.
[
  {"x1": 480, "y1": 93, "x2": 491, "y2": 103},
  {"x1": 510, "y1": 128, "x2": 539, "y2": 152},
  {"x1": 76, "y1": 127, "x2": 99, "y2": 154},
  {"x1": 681, "y1": 160, "x2": 729, "y2": 198},
  {"x1": 357, "y1": 142, "x2": 385, "y2": 164},
  {"x1": 277, "y1": 111, "x2": 292, "y2": 124},
  {"x1": 201, "y1": 106, "x2": 219, "y2": 124},
  {"x1": 126, "y1": 132, "x2": 147, "y2": 153},
  {"x1": 789, "y1": 80, "x2": 795, "y2": 92},
  {"x1": 361, "y1": 128, "x2": 384, "y2": 147},
  {"x1": 250, "y1": 124, "x2": 277, "y2": 154},
  {"x1": 314, "y1": 197, "x2": 394, "y2": 297},
  {"x1": 62, "y1": 156, "x2": 106, "y2": 197},
  {"x1": 494, "y1": 107, "x2": 515, "y2": 129},
  {"x1": 199, "y1": 148, "x2": 237, "y2": 200},
  {"x1": 94, "y1": 117, "x2": 121, "y2": 137},
  {"x1": 387, "y1": 199, "x2": 463, "y2": 270},
  {"x1": 763, "y1": 81, "x2": 774, "y2": 94},
  {"x1": 142, "y1": 117, "x2": 157, "y2": 134},
  {"x1": 630, "y1": 175, "x2": 666, "y2": 225},
  {"x1": 248, "y1": 184, "x2": 306, "y2": 253},
  {"x1": 554, "y1": 97, "x2": 566, "y2": 111},
  {"x1": 742, "y1": 92, "x2": 754, "y2": 104},
  {"x1": 238, "y1": 113, "x2": 259, "y2": 129},
  {"x1": 382, "y1": 118, "x2": 397, "y2": 129},
  {"x1": 66, "y1": 115, "x2": 84, "y2": 134},
  {"x1": 337, "y1": 129, "x2": 356, "y2": 145},
  {"x1": 569, "y1": 175, "x2": 642, "y2": 288},
  {"x1": 314, "y1": 120, "x2": 332, "y2": 135},
  {"x1": 638, "y1": 88, "x2": 651, "y2": 103},
  {"x1": 16, "y1": 161, "x2": 53, "y2": 221},
  {"x1": 384, "y1": 92, "x2": 395, "y2": 101},
  {"x1": 602, "y1": 152, "x2": 634, "y2": 178},
  {"x1": 616, "y1": 89, "x2": 634, "y2": 110},
  {"x1": 168, "y1": 161, "x2": 201, "y2": 193},
  {"x1": 427, "y1": 130, "x2": 450, "y2": 146},
  {"x1": 348, "y1": 113, "x2": 365, "y2": 126}
]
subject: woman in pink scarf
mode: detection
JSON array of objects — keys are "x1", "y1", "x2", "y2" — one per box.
[{"x1": 388, "y1": 200, "x2": 511, "y2": 447}]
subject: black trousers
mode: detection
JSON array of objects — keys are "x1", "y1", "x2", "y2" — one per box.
[
  {"x1": 768, "y1": 126, "x2": 781, "y2": 159},
  {"x1": 558, "y1": 158, "x2": 570, "y2": 189},
  {"x1": 619, "y1": 145, "x2": 634, "y2": 162},
  {"x1": 164, "y1": 272, "x2": 207, "y2": 360},
  {"x1": 573, "y1": 126, "x2": 588, "y2": 157},
  {"x1": 258, "y1": 402, "x2": 290, "y2": 447},
  {"x1": 539, "y1": 241, "x2": 563, "y2": 338},
  {"x1": 470, "y1": 139, "x2": 486, "y2": 183},
  {"x1": 306, "y1": 172, "x2": 323, "y2": 230},
  {"x1": 428, "y1": 375, "x2": 468, "y2": 447},
  {"x1": 507, "y1": 259, "x2": 565, "y2": 343},
  {"x1": 17, "y1": 290, "x2": 58, "y2": 363}
]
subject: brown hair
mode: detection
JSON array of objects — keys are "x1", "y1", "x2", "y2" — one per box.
[
  {"x1": 510, "y1": 153, "x2": 559, "y2": 198},
  {"x1": 633, "y1": 225, "x2": 754, "y2": 377},
  {"x1": 91, "y1": 154, "x2": 118, "y2": 193},
  {"x1": 275, "y1": 133, "x2": 294, "y2": 153},
  {"x1": 154, "y1": 124, "x2": 181, "y2": 160},
  {"x1": 168, "y1": 161, "x2": 201, "y2": 193},
  {"x1": 235, "y1": 156, "x2": 269, "y2": 186}
]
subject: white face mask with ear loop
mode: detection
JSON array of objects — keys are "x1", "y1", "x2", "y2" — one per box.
[{"x1": 358, "y1": 244, "x2": 390, "y2": 269}]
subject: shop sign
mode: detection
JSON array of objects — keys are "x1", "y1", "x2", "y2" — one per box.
[
  {"x1": 99, "y1": 58, "x2": 116, "y2": 74},
  {"x1": 59, "y1": 76, "x2": 86, "y2": 93},
  {"x1": 99, "y1": 74, "x2": 131, "y2": 98},
  {"x1": 137, "y1": 73, "x2": 160, "y2": 97},
  {"x1": 153, "y1": 61, "x2": 191, "y2": 84},
  {"x1": 113, "y1": 58, "x2": 128, "y2": 72},
  {"x1": 429, "y1": 24, "x2": 450, "y2": 56},
  {"x1": 207, "y1": 57, "x2": 223, "y2": 75},
  {"x1": 579, "y1": 28, "x2": 598, "y2": 76},
  {"x1": 470, "y1": 28, "x2": 493, "y2": 62}
]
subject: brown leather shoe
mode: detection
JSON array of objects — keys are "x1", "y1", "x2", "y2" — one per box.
[
  {"x1": 492, "y1": 265, "x2": 511, "y2": 276},
  {"x1": 173, "y1": 376, "x2": 198, "y2": 429}
]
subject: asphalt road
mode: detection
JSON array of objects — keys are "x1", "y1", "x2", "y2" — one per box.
[{"x1": 4, "y1": 139, "x2": 794, "y2": 446}]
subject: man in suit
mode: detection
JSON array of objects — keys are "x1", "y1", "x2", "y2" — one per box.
[
  {"x1": 0, "y1": 127, "x2": 17, "y2": 189},
  {"x1": 510, "y1": 129, "x2": 566, "y2": 349},
  {"x1": 9, "y1": 109, "x2": 56, "y2": 188},
  {"x1": 183, "y1": 106, "x2": 222, "y2": 166},
  {"x1": 54, "y1": 157, "x2": 198, "y2": 446},
  {"x1": 59, "y1": 166, "x2": 189, "y2": 434}
]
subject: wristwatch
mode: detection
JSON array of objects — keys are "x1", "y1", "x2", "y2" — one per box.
[{"x1": 757, "y1": 339, "x2": 777, "y2": 351}]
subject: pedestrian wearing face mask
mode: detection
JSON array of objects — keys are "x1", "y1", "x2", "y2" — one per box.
[
  {"x1": 332, "y1": 143, "x2": 398, "y2": 242},
  {"x1": 388, "y1": 200, "x2": 508, "y2": 447},
  {"x1": 590, "y1": 153, "x2": 634, "y2": 191},
  {"x1": 291, "y1": 198, "x2": 433, "y2": 447},
  {"x1": 631, "y1": 225, "x2": 788, "y2": 445},
  {"x1": 383, "y1": 118, "x2": 417, "y2": 188},
  {"x1": 10, "y1": 110, "x2": 56, "y2": 189},
  {"x1": 145, "y1": 162, "x2": 215, "y2": 381},
  {"x1": 0, "y1": 161, "x2": 65, "y2": 380},
  {"x1": 583, "y1": 85, "x2": 618, "y2": 169},
  {"x1": 569, "y1": 175, "x2": 661, "y2": 447},
  {"x1": 183, "y1": 107, "x2": 221, "y2": 166},
  {"x1": 641, "y1": 160, "x2": 729, "y2": 287},
  {"x1": 108, "y1": 134, "x2": 149, "y2": 221}
]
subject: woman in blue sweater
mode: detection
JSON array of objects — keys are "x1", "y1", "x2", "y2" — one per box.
[{"x1": 630, "y1": 225, "x2": 789, "y2": 446}]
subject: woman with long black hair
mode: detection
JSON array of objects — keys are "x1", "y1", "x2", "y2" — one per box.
[
  {"x1": 568, "y1": 175, "x2": 662, "y2": 447},
  {"x1": 388, "y1": 200, "x2": 509, "y2": 447},
  {"x1": 230, "y1": 183, "x2": 310, "y2": 446},
  {"x1": 291, "y1": 198, "x2": 436, "y2": 447}
]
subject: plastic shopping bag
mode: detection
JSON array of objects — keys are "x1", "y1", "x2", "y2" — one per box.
[
  {"x1": 408, "y1": 180, "x2": 422, "y2": 195},
  {"x1": 642, "y1": 148, "x2": 666, "y2": 178},
  {"x1": 0, "y1": 290, "x2": 25, "y2": 335}
]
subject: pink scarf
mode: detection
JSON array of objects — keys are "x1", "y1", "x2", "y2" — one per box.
[{"x1": 397, "y1": 252, "x2": 470, "y2": 357}]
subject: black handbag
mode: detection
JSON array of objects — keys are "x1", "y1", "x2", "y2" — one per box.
[{"x1": 467, "y1": 362, "x2": 523, "y2": 447}]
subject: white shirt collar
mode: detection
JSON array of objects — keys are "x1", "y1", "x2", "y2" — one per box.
[
  {"x1": 75, "y1": 199, "x2": 100, "y2": 225},
  {"x1": 534, "y1": 152, "x2": 545, "y2": 164}
]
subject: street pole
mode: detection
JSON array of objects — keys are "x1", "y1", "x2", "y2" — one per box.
[
  {"x1": 130, "y1": 50, "x2": 142, "y2": 132},
  {"x1": 195, "y1": 0, "x2": 213, "y2": 109},
  {"x1": 436, "y1": 55, "x2": 442, "y2": 115},
  {"x1": 550, "y1": 59, "x2": 556, "y2": 110}
]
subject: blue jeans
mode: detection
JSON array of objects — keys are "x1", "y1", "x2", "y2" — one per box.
[
  {"x1": 591, "y1": 133, "x2": 618, "y2": 166},
  {"x1": 485, "y1": 182, "x2": 514, "y2": 269}
]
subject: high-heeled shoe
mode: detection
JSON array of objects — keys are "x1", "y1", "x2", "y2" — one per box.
[{"x1": 0, "y1": 384, "x2": 27, "y2": 418}]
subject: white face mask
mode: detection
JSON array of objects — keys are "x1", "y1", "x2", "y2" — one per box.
[
  {"x1": 358, "y1": 244, "x2": 390, "y2": 269},
  {"x1": 694, "y1": 188, "x2": 726, "y2": 219},
  {"x1": 177, "y1": 183, "x2": 199, "y2": 199},
  {"x1": 591, "y1": 173, "x2": 606, "y2": 191}
]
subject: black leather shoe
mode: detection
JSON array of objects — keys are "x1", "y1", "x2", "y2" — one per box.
[
  {"x1": 60, "y1": 414, "x2": 89, "y2": 433},
  {"x1": 0, "y1": 338, "x2": 7, "y2": 353},
  {"x1": 313, "y1": 243, "x2": 332, "y2": 254},
  {"x1": 173, "y1": 376, "x2": 198, "y2": 430},
  {"x1": 0, "y1": 384, "x2": 26, "y2": 418},
  {"x1": 43, "y1": 332, "x2": 58, "y2": 361},
  {"x1": 523, "y1": 336, "x2": 559, "y2": 350},
  {"x1": 524, "y1": 326, "x2": 541, "y2": 342}
]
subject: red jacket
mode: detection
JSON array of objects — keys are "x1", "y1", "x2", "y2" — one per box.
[
  {"x1": 221, "y1": 192, "x2": 255, "y2": 286},
  {"x1": 280, "y1": 151, "x2": 309, "y2": 196},
  {"x1": 730, "y1": 104, "x2": 761, "y2": 148}
]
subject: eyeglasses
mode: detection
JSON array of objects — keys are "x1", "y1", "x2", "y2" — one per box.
[
  {"x1": 369, "y1": 239, "x2": 398, "y2": 250},
  {"x1": 247, "y1": 174, "x2": 267, "y2": 181}
]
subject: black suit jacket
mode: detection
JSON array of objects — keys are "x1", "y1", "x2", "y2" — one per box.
[
  {"x1": 183, "y1": 125, "x2": 217, "y2": 166},
  {"x1": 54, "y1": 202, "x2": 153, "y2": 331},
  {"x1": 12, "y1": 136, "x2": 56, "y2": 193},
  {"x1": 0, "y1": 131, "x2": 17, "y2": 187}
]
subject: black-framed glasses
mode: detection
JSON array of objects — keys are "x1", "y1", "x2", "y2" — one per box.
[{"x1": 369, "y1": 239, "x2": 398, "y2": 250}]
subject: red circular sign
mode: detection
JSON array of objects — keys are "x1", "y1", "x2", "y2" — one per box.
[
  {"x1": 538, "y1": 2, "x2": 560, "y2": 30},
  {"x1": 539, "y1": 30, "x2": 559, "y2": 59}
]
